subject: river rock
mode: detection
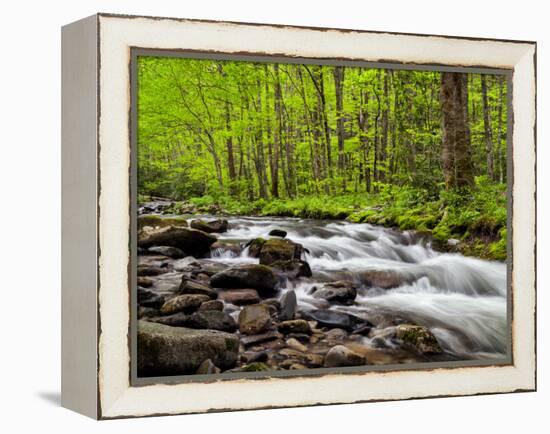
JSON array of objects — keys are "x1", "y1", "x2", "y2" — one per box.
[
  {"x1": 137, "y1": 264, "x2": 166, "y2": 276},
  {"x1": 178, "y1": 278, "x2": 217, "y2": 299},
  {"x1": 278, "y1": 349, "x2": 324, "y2": 368},
  {"x1": 137, "y1": 288, "x2": 165, "y2": 309},
  {"x1": 160, "y1": 294, "x2": 210, "y2": 315},
  {"x1": 210, "y1": 264, "x2": 277, "y2": 292},
  {"x1": 195, "y1": 358, "x2": 221, "y2": 375},
  {"x1": 325, "y1": 328, "x2": 348, "y2": 342},
  {"x1": 238, "y1": 304, "x2": 273, "y2": 335},
  {"x1": 241, "y1": 350, "x2": 269, "y2": 364},
  {"x1": 278, "y1": 319, "x2": 311, "y2": 335},
  {"x1": 268, "y1": 229, "x2": 287, "y2": 238},
  {"x1": 240, "y1": 330, "x2": 282, "y2": 347},
  {"x1": 279, "y1": 290, "x2": 297, "y2": 321},
  {"x1": 190, "y1": 218, "x2": 229, "y2": 233},
  {"x1": 147, "y1": 246, "x2": 186, "y2": 259},
  {"x1": 311, "y1": 281, "x2": 357, "y2": 305},
  {"x1": 218, "y1": 289, "x2": 260, "y2": 305},
  {"x1": 194, "y1": 260, "x2": 229, "y2": 276},
  {"x1": 138, "y1": 215, "x2": 188, "y2": 231},
  {"x1": 286, "y1": 337, "x2": 308, "y2": 353},
  {"x1": 395, "y1": 324, "x2": 443, "y2": 354},
  {"x1": 259, "y1": 238, "x2": 304, "y2": 265},
  {"x1": 138, "y1": 226, "x2": 217, "y2": 258},
  {"x1": 198, "y1": 299, "x2": 224, "y2": 311},
  {"x1": 137, "y1": 320, "x2": 239, "y2": 376},
  {"x1": 302, "y1": 310, "x2": 360, "y2": 331},
  {"x1": 139, "y1": 306, "x2": 161, "y2": 319},
  {"x1": 270, "y1": 259, "x2": 312, "y2": 279},
  {"x1": 324, "y1": 345, "x2": 366, "y2": 367},
  {"x1": 154, "y1": 310, "x2": 237, "y2": 332}
]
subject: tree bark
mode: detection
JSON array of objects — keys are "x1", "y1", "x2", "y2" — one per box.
[
  {"x1": 440, "y1": 72, "x2": 475, "y2": 189},
  {"x1": 481, "y1": 75, "x2": 495, "y2": 180},
  {"x1": 333, "y1": 66, "x2": 346, "y2": 190}
]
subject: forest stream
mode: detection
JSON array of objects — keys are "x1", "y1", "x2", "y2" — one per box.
[{"x1": 137, "y1": 210, "x2": 507, "y2": 376}]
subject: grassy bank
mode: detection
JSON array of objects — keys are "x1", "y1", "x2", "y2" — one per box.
[{"x1": 149, "y1": 177, "x2": 506, "y2": 261}]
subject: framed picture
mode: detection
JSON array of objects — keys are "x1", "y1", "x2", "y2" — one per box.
[{"x1": 61, "y1": 13, "x2": 536, "y2": 419}]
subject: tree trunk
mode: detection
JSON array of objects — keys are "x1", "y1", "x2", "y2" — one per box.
[
  {"x1": 496, "y1": 76, "x2": 506, "y2": 183},
  {"x1": 333, "y1": 66, "x2": 346, "y2": 190},
  {"x1": 272, "y1": 64, "x2": 281, "y2": 198},
  {"x1": 481, "y1": 75, "x2": 495, "y2": 180},
  {"x1": 440, "y1": 72, "x2": 475, "y2": 189}
]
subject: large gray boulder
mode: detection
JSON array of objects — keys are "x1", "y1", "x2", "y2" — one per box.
[
  {"x1": 138, "y1": 226, "x2": 216, "y2": 257},
  {"x1": 137, "y1": 320, "x2": 239, "y2": 376},
  {"x1": 210, "y1": 264, "x2": 277, "y2": 292}
]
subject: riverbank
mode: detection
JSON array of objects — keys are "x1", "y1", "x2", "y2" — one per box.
[{"x1": 141, "y1": 179, "x2": 507, "y2": 261}]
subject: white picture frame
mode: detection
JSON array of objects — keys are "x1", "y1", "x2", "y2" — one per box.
[{"x1": 61, "y1": 13, "x2": 536, "y2": 419}]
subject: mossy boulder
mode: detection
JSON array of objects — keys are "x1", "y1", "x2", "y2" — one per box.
[
  {"x1": 395, "y1": 324, "x2": 443, "y2": 354},
  {"x1": 138, "y1": 215, "x2": 188, "y2": 231},
  {"x1": 137, "y1": 320, "x2": 239, "y2": 376},
  {"x1": 259, "y1": 238, "x2": 304, "y2": 265}
]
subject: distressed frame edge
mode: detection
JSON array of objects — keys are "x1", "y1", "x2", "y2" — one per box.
[
  {"x1": 94, "y1": 14, "x2": 536, "y2": 419},
  {"x1": 61, "y1": 13, "x2": 100, "y2": 419}
]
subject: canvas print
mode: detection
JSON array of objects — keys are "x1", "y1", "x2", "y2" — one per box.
[{"x1": 135, "y1": 55, "x2": 509, "y2": 378}]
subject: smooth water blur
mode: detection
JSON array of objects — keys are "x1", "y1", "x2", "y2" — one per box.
[{"x1": 206, "y1": 216, "x2": 508, "y2": 360}]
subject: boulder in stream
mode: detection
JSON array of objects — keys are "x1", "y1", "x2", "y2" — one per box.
[
  {"x1": 259, "y1": 238, "x2": 304, "y2": 265},
  {"x1": 311, "y1": 281, "x2": 357, "y2": 305},
  {"x1": 395, "y1": 324, "x2": 443, "y2": 354},
  {"x1": 190, "y1": 218, "x2": 229, "y2": 234},
  {"x1": 137, "y1": 320, "x2": 239, "y2": 376}
]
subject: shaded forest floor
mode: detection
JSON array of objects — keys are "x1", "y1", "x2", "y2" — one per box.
[{"x1": 142, "y1": 177, "x2": 507, "y2": 261}]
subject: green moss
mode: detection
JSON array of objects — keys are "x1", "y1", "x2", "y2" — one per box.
[{"x1": 241, "y1": 362, "x2": 270, "y2": 372}]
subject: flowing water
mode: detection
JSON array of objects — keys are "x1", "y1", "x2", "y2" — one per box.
[{"x1": 206, "y1": 215, "x2": 508, "y2": 361}]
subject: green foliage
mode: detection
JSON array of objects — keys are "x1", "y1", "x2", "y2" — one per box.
[{"x1": 137, "y1": 55, "x2": 508, "y2": 261}]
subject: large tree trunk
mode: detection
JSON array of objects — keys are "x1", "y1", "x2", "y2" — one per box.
[
  {"x1": 440, "y1": 72, "x2": 475, "y2": 189},
  {"x1": 333, "y1": 66, "x2": 346, "y2": 190},
  {"x1": 380, "y1": 70, "x2": 389, "y2": 183},
  {"x1": 481, "y1": 75, "x2": 495, "y2": 180},
  {"x1": 272, "y1": 64, "x2": 282, "y2": 198}
]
